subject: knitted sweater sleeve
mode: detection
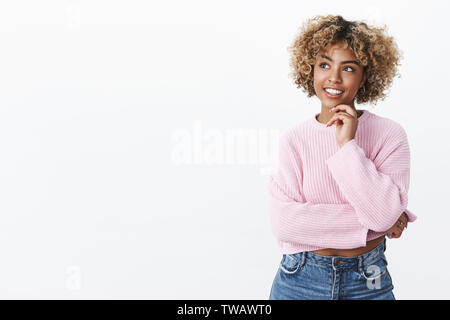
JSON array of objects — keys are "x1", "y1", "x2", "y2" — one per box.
[
  {"x1": 326, "y1": 125, "x2": 417, "y2": 233},
  {"x1": 268, "y1": 132, "x2": 369, "y2": 249}
]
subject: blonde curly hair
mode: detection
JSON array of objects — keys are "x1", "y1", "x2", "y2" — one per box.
[{"x1": 288, "y1": 15, "x2": 403, "y2": 105}]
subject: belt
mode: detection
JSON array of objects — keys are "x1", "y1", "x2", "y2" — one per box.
[{"x1": 333, "y1": 259, "x2": 350, "y2": 266}]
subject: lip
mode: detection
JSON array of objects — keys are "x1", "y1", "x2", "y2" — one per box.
[{"x1": 324, "y1": 88, "x2": 344, "y2": 98}]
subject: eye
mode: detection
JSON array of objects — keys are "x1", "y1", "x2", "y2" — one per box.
[
  {"x1": 344, "y1": 66, "x2": 355, "y2": 72},
  {"x1": 319, "y1": 63, "x2": 355, "y2": 72}
]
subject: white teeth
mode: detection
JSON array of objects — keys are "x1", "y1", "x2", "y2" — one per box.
[{"x1": 325, "y1": 88, "x2": 343, "y2": 95}]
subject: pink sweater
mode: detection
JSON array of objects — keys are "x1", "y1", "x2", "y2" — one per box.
[{"x1": 268, "y1": 110, "x2": 417, "y2": 254}]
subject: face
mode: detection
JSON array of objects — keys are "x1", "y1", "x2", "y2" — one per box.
[{"x1": 313, "y1": 41, "x2": 366, "y2": 109}]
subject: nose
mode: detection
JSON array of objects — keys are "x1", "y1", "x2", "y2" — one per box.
[{"x1": 327, "y1": 68, "x2": 342, "y2": 84}]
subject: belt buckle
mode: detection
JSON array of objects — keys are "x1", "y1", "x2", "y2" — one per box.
[{"x1": 333, "y1": 259, "x2": 349, "y2": 266}]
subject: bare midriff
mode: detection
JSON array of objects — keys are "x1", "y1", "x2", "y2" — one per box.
[{"x1": 311, "y1": 235, "x2": 385, "y2": 257}]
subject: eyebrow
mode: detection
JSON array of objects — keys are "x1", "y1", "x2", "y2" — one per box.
[{"x1": 320, "y1": 55, "x2": 360, "y2": 65}]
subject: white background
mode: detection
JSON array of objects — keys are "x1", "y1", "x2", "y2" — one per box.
[{"x1": 0, "y1": 0, "x2": 446, "y2": 299}]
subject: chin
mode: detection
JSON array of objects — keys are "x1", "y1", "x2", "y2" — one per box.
[{"x1": 321, "y1": 97, "x2": 352, "y2": 107}]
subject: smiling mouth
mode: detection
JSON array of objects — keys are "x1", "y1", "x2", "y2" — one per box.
[{"x1": 324, "y1": 88, "x2": 344, "y2": 98}]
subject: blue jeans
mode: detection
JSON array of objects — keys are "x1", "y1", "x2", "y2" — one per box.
[{"x1": 269, "y1": 238, "x2": 395, "y2": 300}]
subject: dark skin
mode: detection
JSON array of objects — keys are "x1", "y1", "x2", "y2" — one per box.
[{"x1": 312, "y1": 41, "x2": 409, "y2": 257}]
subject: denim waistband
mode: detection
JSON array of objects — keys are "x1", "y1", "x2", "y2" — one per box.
[{"x1": 299, "y1": 238, "x2": 387, "y2": 270}]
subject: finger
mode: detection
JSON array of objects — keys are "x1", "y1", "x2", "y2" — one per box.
[
  {"x1": 396, "y1": 214, "x2": 406, "y2": 227},
  {"x1": 330, "y1": 105, "x2": 357, "y2": 118},
  {"x1": 399, "y1": 215, "x2": 408, "y2": 228},
  {"x1": 391, "y1": 231, "x2": 400, "y2": 238},
  {"x1": 404, "y1": 212, "x2": 410, "y2": 222},
  {"x1": 401, "y1": 213, "x2": 408, "y2": 223},
  {"x1": 392, "y1": 231, "x2": 402, "y2": 238},
  {"x1": 401, "y1": 217, "x2": 408, "y2": 229},
  {"x1": 330, "y1": 109, "x2": 353, "y2": 120},
  {"x1": 402, "y1": 212, "x2": 409, "y2": 225},
  {"x1": 330, "y1": 106, "x2": 351, "y2": 114},
  {"x1": 326, "y1": 116, "x2": 336, "y2": 127},
  {"x1": 326, "y1": 114, "x2": 352, "y2": 127},
  {"x1": 401, "y1": 220, "x2": 408, "y2": 229}
]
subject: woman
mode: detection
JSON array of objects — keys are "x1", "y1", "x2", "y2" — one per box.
[{"x1": 268, "y1": 15, "x2": 417, "y2": 300}]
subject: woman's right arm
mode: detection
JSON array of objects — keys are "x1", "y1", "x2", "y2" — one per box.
[{"x1": 268, "y1": 132, "x2": 369, "y2": 249}]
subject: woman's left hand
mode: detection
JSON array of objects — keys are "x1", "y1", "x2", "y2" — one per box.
[
  {"x1": 385, "y1": 212, "x2": 409, "y2": 239},
  {"x1": 326, "y1": 104, "x2": 359, "y2": 148}
]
